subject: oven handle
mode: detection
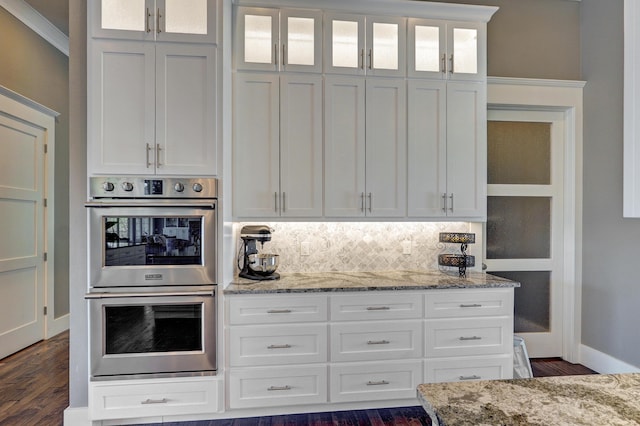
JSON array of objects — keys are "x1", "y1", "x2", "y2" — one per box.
[
  {"x1": 85, "y1": 289, "x2": 216, "y2": 299},
  {"x1": 85, "y1": 201, "x2": 216, "y2": 209}
]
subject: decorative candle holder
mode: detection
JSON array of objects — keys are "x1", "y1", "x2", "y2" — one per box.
[{"x1": 438, "y1": 232, "x2": 476, "y2": 277}]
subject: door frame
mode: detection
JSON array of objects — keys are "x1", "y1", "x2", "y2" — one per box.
[{"x1": 487, "y1": 77, "x2": 585, "y2": 363}]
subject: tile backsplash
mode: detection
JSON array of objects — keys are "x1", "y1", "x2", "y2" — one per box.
[{"x1": 234, "y1": 222, "x2": 474, "y2": 273}]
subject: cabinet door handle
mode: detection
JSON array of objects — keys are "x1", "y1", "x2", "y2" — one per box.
[
  {"x1": 155, "y1": 144, "x2": 161, "y2": 167},
  {"x1": 460, "y1": 304, "x2": 482, "y2": 308},
  {"x1": 274, "y1": 43, "x2": 278, "y2": 65},
  {"x1": 141, "y1": 398, "x2": 168, "y2": 405},
  {"x1": 442, "y1": 193, "x2": 447, "y2": 213},
  {"x1": 441, "y1": 53, "x2": 446, "y2": 74},
  {"x1": 367, "y1": 380, "x2": 389, "y2": 386},
  {"x1": 459, "y1": 375, "x2": 481, "y2": 381},
  {"x1": 360, "y1": 192, "x2": 365, "y2": 212},
  {"x1": 368, "y1": 48, "x2": 373, "y2": 70},
  {"x1": 282, "y1": 43, "x2": 286, "y2": 66},
  {"x1": 449, "y1": 53, "x2": 454, "y2": 74},
  {"x1": 367, "y1": 339, "x2": 390, "y2": 345},
  {"x1": 268, "y1": 385, "x2": 292, "y2": 391},
  {"x1": 368, "y1": 192, "x2": 372, "y2": 213},
  {"x1": 146, "y1": 8, "x2": 152, "y2": 33},
  {"x1": 366, "y1": 306, "x2": 390, "y2": 311},
  {"x1": 282, "y1": 192, "x2": 286, "y2": 213},
  {"x1": 274, "y1": 192, "x2": 278, "y2": 213},
  {"x1": 360, "y1": 48, "x2": 365, "y2": 69},
  {"x1": 267, "y1": 344, "x2": 292, "y2": 349},
  {"x1": 146, "y1": 143, "x2": 152, "y2": 168},
  {"x1": 156, "y1": 8, "x2": 162, "y2": 34},
  {"x1": 449, "y1": 193, "x2": 454, "y2": 212},
  {"x1": 459, "y1": 336, "x2": 482, "y2": 341},
  {"x1": 266, "y1": 309, "x2": 292, "y2": 314}
]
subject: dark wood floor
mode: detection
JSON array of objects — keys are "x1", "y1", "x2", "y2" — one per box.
[{"x1": 0, "y1": 332, "x2": 597, "y2": 426}]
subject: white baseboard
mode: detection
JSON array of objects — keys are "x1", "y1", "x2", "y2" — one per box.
[
  {"x1": 63, "y1": 406, "x2": 91, "y2": 426},
  {"x1": 580, "y1": 344, "x2": 640, "y2": 374}
]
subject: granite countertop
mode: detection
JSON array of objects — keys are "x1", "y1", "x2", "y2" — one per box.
[
  {"x1": 417, "y1": 373, "x2": 640, "y2": 426},
  {"x1": 224, "y1": 270, "x2": 519, "y2": 294}
]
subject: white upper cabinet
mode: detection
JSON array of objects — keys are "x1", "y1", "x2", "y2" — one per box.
[
  {"x1": 89, "y1": 40, "x2": 217, "y2": 175},
  {"x1": 325, "y1": 13, "x2": 406, "y2": 77},
  {"x1": 235, "y1": 7, "x2": 322, "y2": 72},
  {"x1": 92, "y1": 0, "x2": 217, "y2": 43},
  {"x1": 408, "y1": 19, "x2": 485, "y2": 81}
]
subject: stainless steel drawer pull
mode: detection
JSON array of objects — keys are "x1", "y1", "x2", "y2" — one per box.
[
  {"x1": 266, "y1": 309, "x2": 292, "y2": 314},
  {"x1": 459, "y1": 336, "x2": 482, "y2": 341},
  {"x1": 267, "y1": 344, "x2": 292, "y2": 349},
  {"x1": 268, "y1": 385, "x2": 292, "y2": 391},
  {"x1": 367, "y1": 339, "x2": 390, "y2": 345},
  {"x1": 367, "y1": 380, "x2": 389, "y2": 386},
  {"x1": 141, "y1": 398, "x2": 168, "y2": 405},
  {"x1": 459, "y1": 375, "x2": 481, "y2": 381},
  {"x1": 366, "y1": 306, "x2": 391, "y2": 311},
  {"x1": 459, "y1": 304, "x2": 482, "y2": 308}
]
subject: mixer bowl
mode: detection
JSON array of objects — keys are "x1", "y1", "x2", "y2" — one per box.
[{"x1": 248, "y1": 253, "x2": 279, "y2": 276}]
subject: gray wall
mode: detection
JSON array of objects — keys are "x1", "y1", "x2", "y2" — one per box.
[
  {"x1": 581, "y1": 0, "x2": 639, "y2": 366},
  {"x1": 0, "y1": 8, "x2": 70, "y2": 319}
]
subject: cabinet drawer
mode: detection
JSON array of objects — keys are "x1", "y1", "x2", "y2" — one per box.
[
  {"x1": 331, "y1": 321, "x2": 423, "y2": 362},
  {"x1": 425, "y1": 317, "x2": 512, "y2": 357},
  {"x1": 89, "y1": 376, "x2": 222, "y2": 420},
  {"x1": 330, "y1": 292, "x2": 423, "y2": 321},
  {"x1": 228, "y1": 295, "x2": 328, "y2": 325},
  {"x1": 425, "y1": 289, "x2": 513, "y2": 319},
  {"x1": 229, "y1": 365, "x2": 327, "y2": 409},
  {"x1": 330, "y1": 360, "x2": 422, "y2": 402},
  {"x1": 230, "y1": 324, "x2": 327, "y2": 366},
  {"x1": 425, "y1": 355, "x2": 513, "y2": 383}
]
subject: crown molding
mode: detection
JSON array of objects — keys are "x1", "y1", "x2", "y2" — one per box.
[{"x1": 0, "y1": 0, "x2": 69, "y2": 56}]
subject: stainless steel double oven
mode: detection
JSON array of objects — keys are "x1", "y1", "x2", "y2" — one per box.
[{"x1": 86, "y1": 177, "x2": 218, "y2": 379}]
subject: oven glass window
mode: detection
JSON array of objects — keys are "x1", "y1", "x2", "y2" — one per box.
[
  {"x1": 104, "y1": 216, "x2": 202, "y2": 266},
  {"x1": 105, "y1": 304, "x2": 203, "y2": 354}
]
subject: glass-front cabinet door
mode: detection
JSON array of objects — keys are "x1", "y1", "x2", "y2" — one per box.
[
  {"x1": 92, "y1": 0, "x2": 216, "y2": 43},
  {"x1": 325, "y1": 14, "x2": 405, "y2": 76},
  {"x1": 409, "y1": 19, "x2": 484, "y2": 80},
  {"x1": 235, "y1": 7, "x2": 322, "y2": 72}
]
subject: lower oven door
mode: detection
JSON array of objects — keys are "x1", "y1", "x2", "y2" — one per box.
[{"x1": 87, "y1": 287, "x2": 217, "y2": 379}]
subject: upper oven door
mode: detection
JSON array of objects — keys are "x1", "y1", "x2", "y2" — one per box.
[{"x1": 87, "y1": 201, "x2": 217, "y2": 288}]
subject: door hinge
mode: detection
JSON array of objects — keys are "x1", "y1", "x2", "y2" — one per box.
[
  {"x1": 43, "y1": 252, "x2": 48, "y2": 262},
  {"x1": 44, "y1": 306, "x2": 48, "y2": 315},
  {"x1": 44, "y1": 144, "x2": 48, "y2": 154}
]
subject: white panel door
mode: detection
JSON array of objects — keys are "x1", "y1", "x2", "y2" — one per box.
[
  {"x1": 89, "y1": 40, "x2": 155, "y2": 175},
  {"x1": 233, "y1": 73, "x2": 280, "y2": 217},
  {"x1": 280, "y1": 74, "x2": 323, "y2": 217},
  {"x1": 407, "y1": 79, "x2": 447, "y2": 217},
  {"x1": 0, "y1": 113, "x2": 46, "y2": 359},
  {"x1": 365, "y1": 78, "x2": 406, "y2": 217},
  {"x1": 446, "y1": 81, "x2": 486, "y2": 219},
  {"x1": 324, "y1": 75, "x2": 366, "y2": 217},
  {"x1": 155, "y1": 43, "x2": 217, "y2": 175}
]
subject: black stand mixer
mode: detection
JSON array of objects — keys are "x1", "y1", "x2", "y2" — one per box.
[{"x1": 238, "y1": 225, "x2": 280, "y2": 280}]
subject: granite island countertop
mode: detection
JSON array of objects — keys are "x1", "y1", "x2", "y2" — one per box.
[
  {"x1": 224, "y1": 270, "x2": 519, "y2": 294},
  {"x1": 417, "y1": 373, "x2": 640, "y2": 426}
]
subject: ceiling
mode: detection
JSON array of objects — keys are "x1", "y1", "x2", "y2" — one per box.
[{"x1": 24, "y1": 0, "x2": 68, "y2": 36}]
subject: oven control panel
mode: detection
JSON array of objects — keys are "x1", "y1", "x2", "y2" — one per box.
[{"x1": 90, "y1": 177, "x2": 218, "y2": 199}]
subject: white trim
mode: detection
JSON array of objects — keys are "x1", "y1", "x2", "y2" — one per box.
[
  {"x1": 488, "y1": 77, "x2": 583, "y2": 363},
  {"x1": 580, "y1": 344, "x2": 640, "y2": 374},
  {"x1": 624, "y1": 0, "x2": 640, "y2": 217},
  {"x1": 63, "y1": 406, "x2": 91, "y2": 426},
  {"x1": 233, "y1": 0, "x2": 498, "y2": 23},
  {"x1": 0, "y1": 0, "x2": 69, "y2": 56},
  {"x1": 0, "y1": 85, "x2": 59, "y2": 118}
]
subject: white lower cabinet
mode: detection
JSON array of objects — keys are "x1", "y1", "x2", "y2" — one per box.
[
  {"x1": 89, "y1": 376, "x2": 222, "y2": 421},
  {"x1": 330, "y1": 360, "x2": 423, "y2": 402},
  {"x1": 226, "y1": 289, "x2": 514, "y2": 410},
  {"x1": 229, "y1": 365, "x2": 328, "y2": 408}
]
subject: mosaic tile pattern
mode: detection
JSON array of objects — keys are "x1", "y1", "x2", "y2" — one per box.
[{"x1": 234, "y1": 222, "x2": 471, "y2": 273}]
